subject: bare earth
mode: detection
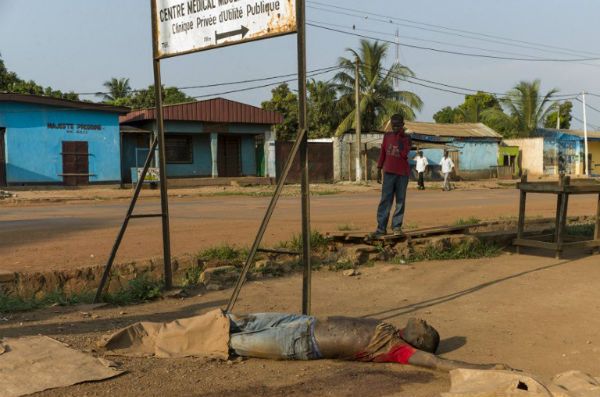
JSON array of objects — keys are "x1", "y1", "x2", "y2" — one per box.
[
  {"x1": 1, "y1": 252, "x2": 599, "y2": 396},
  {"x1": 0, "y1": 182, "x2": 596, "y2": 272}
]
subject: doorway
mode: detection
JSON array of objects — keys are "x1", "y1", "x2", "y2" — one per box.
[
  {"x1": 62, "y1": 141, "x2": 89, "y2": 186},
  {"x1": 218, "y1": 135, "x2": 241, "y2": 177},
  {"x1": 0, "y1": 128, "x2": 6, "y2": 186}
]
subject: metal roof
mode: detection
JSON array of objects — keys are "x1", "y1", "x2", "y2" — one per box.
[
  {"x1": 119, "y1": 97, "x2": 283, "y2": 125},
  {"x1": 0, "y1": 93, "x2": 130, "y2": 114},
  {"x1": 557, "y1": 129, "x2": 600, "y2": 140},
  {"x1": 383, "y1": 120, "x2": 502, "y2": 139},
  {"x1": 120, "y1": 125, "x2": 151, "y2": 134}
]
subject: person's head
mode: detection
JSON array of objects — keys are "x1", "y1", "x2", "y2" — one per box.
[
  {"x1": 418, "y1": 150, "x2": 423, "y2": 157},
  {"x1": 443, "y1": 150, "x2": 449, "y2": 158},
  {"x1": 401, "y1": 318, "x2": 440, "y2": 353},
  {"x1": 390, "y1": 113, "x2": 404, "y2": 131}
]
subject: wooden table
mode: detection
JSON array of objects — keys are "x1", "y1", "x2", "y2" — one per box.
[{"x1": 513, "y1": 174, "x2": 600, "y2": 259}]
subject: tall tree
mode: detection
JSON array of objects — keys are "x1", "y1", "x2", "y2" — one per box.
[
  {"x1": 307, "y1": 79, "x2": 342, "y2": 138},
  {"x1": 334, "y1": 40, "x2": 422, "y2": 135},
  {"x1": 261, "y1": 83, "x2": 299, "y2": 141},
  {"x1": 483, "y1": 80, "x2": 558, "y2": 137},
  {"x1": 97, "y1": 77, "x2": 131, "y2": 103},
  {"x1": 114, "y1": 85, "x2": 194, "y2": 108},
  {"x1": 544, "y1": 101, "x2": 573, "y2": 129},
  {"x1": 433, "y1": 106, "x2": 461, "y2": 123},
  {"x1": 0, "y1": 55, "x2": 79, "y2": 100}
]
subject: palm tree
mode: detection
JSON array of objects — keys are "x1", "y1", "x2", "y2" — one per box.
[
  {"x1": 334, "y1": 40, "x2": 422, "y2": 136},
  {"x1": 97, "y1": 77, "x2": 132, "y2": 102},
  {"x1": 482, "y1": 80, "x2": 557, "y2": 137}
]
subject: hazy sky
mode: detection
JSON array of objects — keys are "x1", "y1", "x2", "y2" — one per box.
[{"x1": 1, "y1": 0, "x2": 600, "y2": 128}]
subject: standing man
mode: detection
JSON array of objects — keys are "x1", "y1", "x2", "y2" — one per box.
[
  {"x1": 414, "y1": 150, "x2": 428, "y2": 190},
  {"x1": 374, "y1": 114, "x2": 412, "y2": 237},
  {"x1": 440, "y1": 150, "x2": 455, "y2": 191}
]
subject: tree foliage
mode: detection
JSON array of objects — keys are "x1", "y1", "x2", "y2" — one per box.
[
  {"x1": 0, "y1": 55, "x2": 79, "y2": 100},
  {"x1": 334, "y1": 40, "x2": 422, "y2": 135},
  {"x1": 544, "y1": 101, "x2": 572, "y2": 129},
  {"x1": 261, "y1": 83, "x2": 299, "y2": 141},
  {"x1": 109, "y1": 85, "x2": 194, "y2": 108},
  {"x1": 307, "y1": 79, "x2": 343, "y2": 138},
  {"x1": 97, "y1": 78, "x2": 131, "y2": 102}
]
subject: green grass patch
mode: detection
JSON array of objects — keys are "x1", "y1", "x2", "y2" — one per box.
[
  {"x1": 405, "y1": 240, "x2": 502, "y2": 263},
  {"x1": 196, "y1": 244, "x2": 246, "y2": 261},
  {"x1": 566, "y1": 223, "x2": 595, "y2": 238},
  {"x1": 328, "y1": 260, "x2": 354, "y2": 272},
  {"x1": 453, "y1": 217, "x2": 482, "y2": 226},
  {"x1": 278, "y1": 230, "x2": 329, "y2": 252},
  {"x1": 337, "y1": 223, "x2": 357, "y2": 231}
]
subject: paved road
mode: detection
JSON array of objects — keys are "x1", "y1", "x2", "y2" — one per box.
[{"x1": 0, "y1": 188, "x2": 595, "y2": 272}]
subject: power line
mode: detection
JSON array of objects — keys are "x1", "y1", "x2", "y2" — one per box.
[
  {"x1": 307, "y1": 1, "x2": 600, "y2": 59},
  {"x1": 79, "y1": 66, "x2": 340, "y2": 96},
  {"x1": 575, "y1": 97, "x2": 600, "y2": 115},
  {"x1": 308, "y1": 23, "x2": 600, "y2": 62}
]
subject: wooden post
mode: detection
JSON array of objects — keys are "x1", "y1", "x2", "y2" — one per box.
[
  {"x1": 595, "y1": 193, "x2": 600, "y2": 254},
  {"x1": 555, "y1": 175, "x2": 570, "y2": 259},
  {"x1": 516, "y1": 173, "x2": 528, "y2": 254}
]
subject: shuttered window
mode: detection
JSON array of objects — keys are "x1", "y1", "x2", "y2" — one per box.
[{"x1": 166, "y1": 135, "x2": 193, "y2": 164}]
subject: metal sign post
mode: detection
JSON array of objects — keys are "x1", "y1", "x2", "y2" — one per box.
[{"x1": 97, "y1": 0, "x2": 310, "y2": 310}]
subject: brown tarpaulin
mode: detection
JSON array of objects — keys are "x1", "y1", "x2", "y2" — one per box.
[
  {"x1": 98, "y1": 309, "x2": 230, "y2": 359},
  {"x1": 0, "y1": 336, "x2": 122, "y2": 397}
]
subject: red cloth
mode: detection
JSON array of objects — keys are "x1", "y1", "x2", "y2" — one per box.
[
  {"x1": 371, "y1": 343, "x2": 416, "y2": 364},
  {"x1": 377, "y1": 130, "x2": 412, "y2": 176}
]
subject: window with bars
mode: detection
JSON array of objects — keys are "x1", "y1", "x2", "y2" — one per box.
[{"x1": 166, "y1": 135, "x2": 193, "y2": 164}]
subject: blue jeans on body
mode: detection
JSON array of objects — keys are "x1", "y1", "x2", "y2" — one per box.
[
  {"x1": 377, "y1": 173, "x2": 409, "y2": 233},
  {"x1": 228, "y1": 313, "x2": 321, "y2": 360}
]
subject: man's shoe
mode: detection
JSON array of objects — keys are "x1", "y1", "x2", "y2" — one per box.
[
  {"x1": 392, "y1": 228, "x2": 404, "y2": 236},
  {"x1": 369, "y1": 230, "x2": 386, "y2": 238}
]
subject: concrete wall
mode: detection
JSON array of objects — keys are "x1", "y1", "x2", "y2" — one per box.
[
  {"x1": 454, "y1": 141, "x2": 499, "y2": 176},
  {"x1": 589, "y1": 141, "x2": 600, "y2": 175},
  {"x1": 504, "y1": 138, "x2": 544, "y2": 175},
  {"x1": 0, "y1": 102, "x2": 121, "y2": 184}
]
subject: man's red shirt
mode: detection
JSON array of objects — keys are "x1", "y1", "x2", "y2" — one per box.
[{"x1": 377, "y1": 129, "x2": 412, "y2": 176}]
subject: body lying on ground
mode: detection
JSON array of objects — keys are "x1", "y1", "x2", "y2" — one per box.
[{"x1": 99, "y1": 310, "x2": 509, "y2": 372}]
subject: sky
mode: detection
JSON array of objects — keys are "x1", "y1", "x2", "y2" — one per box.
[{"x1": 1, "y1": 0, "x2": 600, "y2": 129}]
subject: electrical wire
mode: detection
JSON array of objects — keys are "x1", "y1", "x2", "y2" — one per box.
[
  {"x1": 307, "y1": 1, "x2": 600, "y2": 59},
  {"x1": 308, "y1": 23, "x2": 600, "y2": 62}
]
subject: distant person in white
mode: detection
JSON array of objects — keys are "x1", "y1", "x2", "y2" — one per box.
[
  {"x1": 439, "y1": 151, "x2": 455, "y2": 191},
  {"x1": 414, "y1": 151, "x2": 428, "y2": 190}
]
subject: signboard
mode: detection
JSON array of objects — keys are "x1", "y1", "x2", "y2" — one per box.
[
  {"x1": 153, "y1": 0, "x2": 297, "y2": 58},
  {"x1": 136, "y1": 167, "x2": 161, "y2": 183}
]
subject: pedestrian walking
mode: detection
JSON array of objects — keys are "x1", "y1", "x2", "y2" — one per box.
[
  {"x1": 439, "y1": 151, "x2": 455, "y2": 191},
  {"x1": 414, "y1": 150, "x2": 428, "y2": 190},
  {"x1": 373, "y1": 114, "x2": 412, "y2": 237}
]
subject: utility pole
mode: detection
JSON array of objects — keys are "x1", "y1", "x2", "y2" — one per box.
[
  {"x1": 556, "y1": 102, "x2": 560, "y2": 130},
  {"x1": 355, "y1": 56, "x2": 362, "y2": 182},
  {"x1": 582, "y1": 91, "x2": 590, "y2": 176}
]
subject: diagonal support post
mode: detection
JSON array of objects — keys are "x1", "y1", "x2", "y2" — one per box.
[{"x1": 94, "y1": 138, "x2": 159, "y2": 303}]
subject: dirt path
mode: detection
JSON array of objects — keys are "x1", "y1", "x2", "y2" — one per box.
[
  {"x1": 2, "y1": 252, "x2": 599, "y2": 396},
  {"x1": 0, "y1": 187, "x2": 596, "y2": 272}
]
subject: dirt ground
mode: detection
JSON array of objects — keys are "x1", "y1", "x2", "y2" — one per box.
[
  {"x1": 2, "y1": 252, "x2": 600, "y2": 396},
  {"x1": 0, "y1": 182, "x2": 597, "y2": 272}
]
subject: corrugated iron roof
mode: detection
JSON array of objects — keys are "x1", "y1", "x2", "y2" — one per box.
[
  {"x1": 119, "y1": 97, "x2": 283, "y2": 125},
  {"x1": 558, "y1": 129, "x2": 600, "y2": 140},
  {"x1": 383, "y1": 120, "x2": 502, "y2": 139},
  {"x1": 120, "y1": 125, "x2": 151, "y2": 134},
  {"x1": 0, "y1": 92, "x2": 130, "y2": 114}
]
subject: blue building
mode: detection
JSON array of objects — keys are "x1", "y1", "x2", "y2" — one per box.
[
  {"x1": 0, "y1": 93, "x2": 128, "y2": 186},
  {"x1": 119, "y1": 98, "x2": 282, "y2": 182}
]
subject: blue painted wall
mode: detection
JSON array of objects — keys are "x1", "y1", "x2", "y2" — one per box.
[
  {"x1": 122, "y1": 121, "x2": 269, "y2": 178},
  {"x1": 0, "y1": 102, "x2": 121, "y2": 184},
  {"x1": 454, "y1": 141, "x2": 499, "y2": 171}
]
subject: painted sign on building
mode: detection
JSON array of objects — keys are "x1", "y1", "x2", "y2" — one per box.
[
  {"x1": 136, "y1": 167, "x2": 161, "y2": 183},
  {"x1": 153, "y1": 0, "x2": 297, "y2": 58}
]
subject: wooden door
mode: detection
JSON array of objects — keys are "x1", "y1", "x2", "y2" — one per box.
[
  {"x1": 62, "y1": 141, "x2": 89, "y2": 186},
  {"x1": 0, "y1": 128, "x2": 6, "y2": 187},
  {"x1": 217, "y1": 135, "x2": 241, "y2": 177},
  {"x1": 449, "y1": 150, "x2": 460, "y2": 177}
]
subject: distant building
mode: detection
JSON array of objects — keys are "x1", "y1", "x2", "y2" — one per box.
[
  {"x1": 505, "y1": 128, "x2": 600, "y2": 176},
  {"x1": 119, "y1": 98, "x2": 282, "y2": 183},
  {"x1": 0, "y1": 93, "x2": 128, "y2": 186},
  {"x1": 335, "y1": 122, "x2": 502, "y2": 181}
]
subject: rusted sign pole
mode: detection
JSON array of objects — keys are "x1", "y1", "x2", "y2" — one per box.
[
  {"x1": 151, "y1": 0, "x2": 173, "y2": 289},
  {"x1": 296, "y1": 0, "x2": 311, "y2": 315}
]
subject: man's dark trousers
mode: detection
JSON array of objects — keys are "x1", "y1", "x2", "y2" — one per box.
[
  {"x1": 377, "y1": 172, "x2": 409, "y2": 233},
  {"x1": 418, "y1": 172, "x2": 425, "y2": 189}
]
